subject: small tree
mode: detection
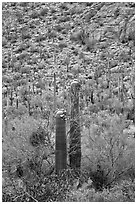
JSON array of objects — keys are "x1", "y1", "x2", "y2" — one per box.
[{"x1": 82, "y1": 111, "x2": 135, "y2": 189}]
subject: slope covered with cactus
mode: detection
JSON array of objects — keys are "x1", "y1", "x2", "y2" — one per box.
[
  {"x1": 2, "y1": 2, "x2": 135, "y2": 98},
  {"x1": 2, "y1": 2, "x2": 135, "y2": 202}
]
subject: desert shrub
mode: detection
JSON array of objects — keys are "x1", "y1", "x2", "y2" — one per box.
[
  {"x1": 37, "y1": 60, "x2": 45, "y2": 70},
  {"x1": 85, "y1": 37, "x2": 98, "y2": 52},
  {"x1": 17, "y1": 51, "x2": 28, "y2": 61},
  {"x1": 16, "y1": 78, "x2": 27, "y2": 86},
  {"x1": 30, "y1": 95, "x2": 43, "y2": 109},
  {"x1": 30, "y1": 10, "x2": 39, "y2": 19},
  {"x1": 2, "y1": 59, "x2": 7, "y2": 69},
  {"x1": 58, "y1": 16, "x2": 70, "y2": 23},
  {"x1": 13, "y1": 72, "x2": 21, "y2": 81},
  {"x1": 3, "y1": 116, "x2": 39, "y2": 165},
  {"x1": 41, "y1": 109, "x2": 50, "y2": 120},
  {"x1": 14, "y1": 104, "x2": 28, "y2": 117},
  {"x1": 13, "y1": 61, "x2": 21, "y2": 72},
  {"x1": 58, "y1": 41, "x2": 68, "y2": 50},
  {"x1": 2, "y1": 169, "x2": 88, "y2": 202},
  {"x1": 35, "y1": 34, "x2": 46, "y2": 42},
  {"x1": 81, "y1": 111, "x2": 135, "y2": 189},
  {"x1": 2, "y1": 115, "x2": 54, "y2": 186},
  {"x1": 2, "y1": 37, "x2": 7, "y2": 47},
  {"x1": 107, "y1": 98, "x2": 124, "y2": 114},
  {"x1": 29, "y1": 44, "x2": 39, "y2": 53},
  {"x1": 20, "y1": 65, "x2": 31, "y2": 74},
  {"x1": 30, "y1": 126, "x2": 47, "y2": 147},
  {"x1": 47, "y1": 29, "x2": 57, "y2": 39},
  {"x1": 70, "y1": 29, "x2": 88, "y2": 45},
  {"x1": 2, "y1": 75, "x2": 13, "y2": 84},
  {"x1": 2, "y1": 98, "x2": 7, "y2": 107},
  {"x1": 54, "y1": 24, "x2": 64, "y2": 32},
  {"x1": 15, "y1": 43, "x2": 27, "y2": 53},
  {"x1": 21, "y1": 32, "x2": 31, "y2": 40},
  {"x1": 19, "y1": 2, "x2": 28, "y2": 7},
  {"x1": 110, "y1": 179, "x2": 135, "y2": 201},
  {"x1": 19, "y1": 85, "x2": 30, "y2": 102},
  {"x1": 59, "y1": 2, "x2": 69, "y2": 10},
  {"x1": 65, "y1": 179, "x2": 134, "y2": 202},
  {"x1": 5, "y1": 106, "x2": 22, "y2": 119},
  {"x1": 39, "y1": 7, "x2": 48, "y2": 16}
]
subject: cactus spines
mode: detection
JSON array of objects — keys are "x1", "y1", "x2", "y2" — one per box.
[
  {"x1": 55, "y1": 110, "x2": 67, "y2": 174},
  {"x1": 69, "y1": 80, "x2": 81, "y2": 169}
]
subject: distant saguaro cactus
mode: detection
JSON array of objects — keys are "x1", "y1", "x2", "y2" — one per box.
[
  {"x1": 55, "y1": 110, "x2": 67, "y2": 174},
  {"x1": 7, "y1": 94, "x2": 9, "y2": 108},
  {"x1": 16, "y1": 93, "x2": 19, "y2": 109},
  {"x1": 10, "y1": 89, "x2": 14, "y2": 106},
  {"x1": 69, "y1": 80, "x2": 81, "y2": 169}
]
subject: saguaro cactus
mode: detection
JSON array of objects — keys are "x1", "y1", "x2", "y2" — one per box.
[
  {"x1": 16, "y1": 93, "x2": 19, "y2": 109},
  {"x1": 69, "y1": 80, "x2": 81, "y2": 169},
  {"x1": 7, "y1": 94, "x2": 9, "y2": 108},
  {"x1": 10, "y1": 89, "x2": 14, "y2": 106},
  {"x1": 55, "y1": 110, "x2": 67, "y2": 174},
  {"x1": 53, "y1": 73, "x2": 56, "y2": 112}
]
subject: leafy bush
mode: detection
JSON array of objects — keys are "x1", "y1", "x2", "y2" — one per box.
[
  {"x1": 39, "y1": 7, "x2": 49, "y2": 16},
  {"x1": 30, "y1": 95, "x2": 43, "y2": 110},
  {"x1": 13, "y1": 62, "x2": 21, "y2": 72},
  {"x1": 15, "y1": 43, "x2": 27, "y2": 53},
  {"x1": 65, "y1": 179, "x2": 134, "y2": 202},
  {"x1": 30, "y1": 126, "x2": 47, "y2": 147},
  {"x1": 70, "y1": 29, "x2": 87, "y2": 45},
  {"x1": 2, "y1": 98, "x2": 7, "y2": 107},
  {"x1": 2, "y1": 37, "x2": 7, "y2": 47},
  {"x1": 3, "y1": 169, "x2": 89, "y2": 202},
  {"x1": 17, "y1": 51, "x2": 29, "y2": 61},
  {"x1": 14, "y1": 105, "x2": 28, "y2": 117},
  {"x1": 30, "y1": 10, "x2": 39, "y2": 19},
  {"x1": 3, "y1": 116, "x2": 39, "y2": 165},
  {"x1": 21, "y1": 32, "x2": 31, "y2": 40},
  {"x1": 13, "y1": 72, "x2": 21, "y2": 81},
  {"x1": 20, "y1": 66, "x2": 30, "y2": 75},
  {"x1": 37, "y1": 60, "x2": 45, "y2": 70},
  {"x1": 35, "y1": 34, "x2": 46, "y2": 42},
  {"x1": 58, "y1": 41, "x2": 68, "y2": 50},
  {"x1": 4, "y1": 105, "x2": 28, "y2": 119},
  {"x1": 19, "y1": 2, "x2": 28, "y2": 7},
  {"x1": 85, "y1": 37, "x2": 97, "y2": 52},
  {"x1": 2, "y1": 115, "x2": 54, "y2": 188},
  {"x1": 81, "y1": 111, "x2": 135, "y2": 189},
  {"x1": 2, "y1": 75, "x2": 13, "y2": 84}
]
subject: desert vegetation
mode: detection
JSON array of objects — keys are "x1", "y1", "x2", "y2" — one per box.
[{"x1": 2, "y1": 2, "x2": 135, "y2": 202}]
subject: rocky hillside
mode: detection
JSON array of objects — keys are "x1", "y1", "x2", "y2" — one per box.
[{"x1": 2, "y1": 2, "x2": 135, "y2": 100}]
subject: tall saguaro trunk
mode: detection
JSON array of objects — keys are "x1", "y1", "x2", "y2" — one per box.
[
  {"x1": 69, "y1": 80, "x2": 81, "y2": 169},
  {"x1": 16, "y1": 93, "x2": 19, "y2": 109},
  {"x1": 107, "y1": 56, "x2": 112, "y2": 98},
  {"x1": 55, "y1": 110, "x2": 67, "y2": 174},
  {"x1": 10, "y1": 89, "x2": 14, "y2": 106},
  {"x1": 7, "y1": 94, "x2": 9, "y2": 108},
  {"x1": 53, "y1": 73, "x2": 56, "y2": 112}
]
